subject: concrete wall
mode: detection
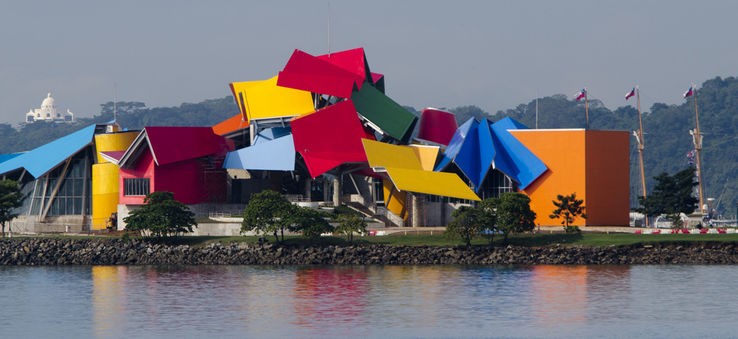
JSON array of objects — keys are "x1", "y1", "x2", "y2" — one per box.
[
  {"x1": 10, "y1": 215, "x2": 89, "y2": 234},
  {"x1": 424, "y1": 201, "x2": 468, "y2": 226},
  {"x1": 117, "y1": 203, "x2": 247, "y2": 231},
  {"x1": 190, "y1": 223, "x2": 242, "y2": 236}
]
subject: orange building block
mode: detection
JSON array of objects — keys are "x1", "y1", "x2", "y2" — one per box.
[{"x1": 510, "y1": 129, "x2": 630, "y2": 227}]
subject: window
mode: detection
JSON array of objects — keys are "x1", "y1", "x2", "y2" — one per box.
[{"x1": 124, "y1": 178, "x2": 150, "y2": 196}]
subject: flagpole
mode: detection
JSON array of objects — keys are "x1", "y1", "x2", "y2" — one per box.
[
  {"x1": 634, "y1": 86, "x2": 648, "y2": 227},
  {"x1": 691, "y1": 85, "x2": 705, "y2": 215},
  {"x1": 585, "y1": 91, "x2": 589, "y2": 130},
  {"x1": 535, "y1": 97, "x2": 539, "y2": 129}
]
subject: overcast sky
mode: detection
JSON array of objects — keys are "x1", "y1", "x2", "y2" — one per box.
[{"x1": 1, "y1": 0, "x2": 736, "y2": 124}]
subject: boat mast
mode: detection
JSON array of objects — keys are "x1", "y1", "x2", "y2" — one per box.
[
  {"x1": 633, "y1": 86, "x2": 648, "y2": 227},
  {"x1": 689, "y1": 84, "x2": 705, "y2": 215}
]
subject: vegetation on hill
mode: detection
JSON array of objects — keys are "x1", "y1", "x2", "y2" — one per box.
[{"x1": 0, "y1": 96, "x2": 237, "y2": 153}]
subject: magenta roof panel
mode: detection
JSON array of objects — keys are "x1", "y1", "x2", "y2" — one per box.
[
  {"x1": 143, "y1": 127, "x2": 232, "y2": 166},
  {"x1": 317, "y1": 47, "x2": 372, "y2": 85},
  {"x1": 291, "y1": 100, "x2": 370, "y2": 178},
  {"x1": 417, "y1": 108, "x2": 458, "y2": 146},
  {"x1": 277, "y1": 49, "x2": 361, "y2": 98}
]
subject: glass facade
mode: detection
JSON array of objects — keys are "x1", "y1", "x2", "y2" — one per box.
[
  {"x1": 19, "y1": 148, "x2": 92, "y2": 217},
  {"x1": 478, "y1": 169, "x2": 517, "y2": 200}
]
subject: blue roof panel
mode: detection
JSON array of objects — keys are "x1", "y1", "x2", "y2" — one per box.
[
  {"x1": 490, "y1": 117, "x2": 547, "y2": 189},
  {"x1": 455, "y1": 119, "x2": 482, "y2": 188},
  {"x1": 434, "y1": 117, "x2": 476, "y2": 172},
  {"x1": 0, "y1": 153, "x2": 22, "y2": 165},
  {"x1": 254, "y1": 127, "x2": 292, "y2": 145},
  {"x1": 0, "y1": 125, "x2": 97, "y2": 178},
  {"x1": 224, "y1": 134, "x2": 296, "y2": 171}
]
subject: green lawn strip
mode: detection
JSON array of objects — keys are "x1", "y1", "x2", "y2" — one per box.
[{"x1": 7, "y1": 232, "x2": 738, "y2": 248}]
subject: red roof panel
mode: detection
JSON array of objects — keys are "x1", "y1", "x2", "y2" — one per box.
[{"x1": 291, "y1": 100, "x2": 370, "y2": 178}]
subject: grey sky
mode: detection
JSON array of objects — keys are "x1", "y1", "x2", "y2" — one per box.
[{"x1": 1, "y1": 0, "x2": 736, "y2": 124}]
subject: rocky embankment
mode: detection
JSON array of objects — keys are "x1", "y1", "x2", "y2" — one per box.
[{"x1": 0, "y1": 238, "x2": 737, "y2": 265}]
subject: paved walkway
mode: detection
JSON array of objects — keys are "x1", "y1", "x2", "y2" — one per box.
[{"x1": 370, "y1": 225, "x2": 644, "y2": 235}]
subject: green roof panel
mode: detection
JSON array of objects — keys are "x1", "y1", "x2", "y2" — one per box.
[{"x1": 351, "y1": 83, "x2": 417, "y2": 142}]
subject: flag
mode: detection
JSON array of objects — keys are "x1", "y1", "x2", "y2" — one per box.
[
  {"x1": 683, "y1": 86, "x2": 693, "y2": 98},
  {"x1": 575, "y1": 88, "x2": 587, "y2": 101},
  {"x1": 625, "y1": 87, "x2": 636, "y2": 100}
]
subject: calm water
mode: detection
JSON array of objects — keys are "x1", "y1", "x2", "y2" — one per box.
[{"x1": 0, "y1": 265, "x2": 736, "y2": 338}]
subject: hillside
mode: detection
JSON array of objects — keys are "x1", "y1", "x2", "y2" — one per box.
[{"x1": 0, "y1": 96, "x2": 238, "y2": 153}]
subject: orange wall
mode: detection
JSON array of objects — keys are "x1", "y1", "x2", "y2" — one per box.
[
  {"x1": 510, "y1": 129, "x2": 629, "y2": 227},
  {"x1": 512, "y1": 129, "x2": 587, "y2": 226}
]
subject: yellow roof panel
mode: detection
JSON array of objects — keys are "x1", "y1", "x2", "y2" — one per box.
[
  {"x1": 383, "y1": 179, "x2": 408, "y2": 220},
  {"x1": 362, "y1": 139, "x2": 422, "y2": 170},
  {"x1": 230, "y1": 76, "x2": 314, "y2": 121},
  {"x1": 385, "y1": 167, "x2": 480, "y2": 201},
  {"x1": 409, "y1": 145, "x2": 439, "y2": 171}
]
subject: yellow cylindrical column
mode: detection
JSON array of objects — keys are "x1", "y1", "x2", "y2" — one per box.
[
  {"x1": 92, "y1": 163, "x2": 121, "y2": 230},
  {"x1": 91, "y1": 132, "x2": 138, "y2": 230}
]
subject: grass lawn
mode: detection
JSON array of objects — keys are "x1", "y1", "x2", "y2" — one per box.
[{"x1": 80, "y1": 232, "x2": 738, "y2": 248}]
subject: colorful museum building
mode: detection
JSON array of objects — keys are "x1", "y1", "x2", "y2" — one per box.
[{"x1": 0, "y1": 47, "x2": 629, "y2": 233}]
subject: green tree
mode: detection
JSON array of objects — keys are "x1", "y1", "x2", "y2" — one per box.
[
  {"x1": 550, "y1": 193, "x2": 587, "y2": 233},
  {"x1": 478, "y1": 198, "x2": 499, "y2": 247},
  {"x1": 496, "y1": 192, "x2": 536, "y2": 242},
  {"x1": 123, "y1": 191, "x2": 196, "y2": 238},
  {"x1": 290, "y1": 207, "x2": 333, "y2": 239},
  {"x1": 446, "y1": 206, "x2": 484, "y2": 248},
  {"x1": 639, "y1": 168, "x2": 698, "y2": 227},
  {"x1": 0, "y1": 180, "x2": 23, "y2": 238},
  {"x1": 334, "y1": 212, "x2": 367, "y2": 243},
  {"x1": 241, "y1": 190, "x2": 294, "y2": 243}
]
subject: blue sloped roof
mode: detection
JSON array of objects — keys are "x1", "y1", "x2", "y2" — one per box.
[
  {"x1": 0, "y1": 153, "x2": 22, "y2": 165},
  {"x1": 455, "y1": 119, "x2": 483, "y2": 189},
  {"x1": 434, "y1": 117, "x2": 476, "y2": 172},
  {"x1": 0, "y1": 124, "x2": 97, "y2": 178},
  {"x1": 223, "y1": 134, "x2": 296, "y2": 171},
  {"x1": 433, "y1": 116, "x2": 547, "y2": 191},
  {"x1": 489, "y1": 117, "x2": 547, "y2": 189}
]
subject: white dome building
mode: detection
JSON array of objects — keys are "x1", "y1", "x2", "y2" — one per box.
[{"x1": 25, "y1": 93, "x2": 75, "y2": 123}]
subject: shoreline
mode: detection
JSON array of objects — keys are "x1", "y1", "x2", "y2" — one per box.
[{"x1": 0, "y1": 238, "x2": 736, "y2": 265}]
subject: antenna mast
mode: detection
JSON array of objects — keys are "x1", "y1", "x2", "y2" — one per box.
[
  {"x1": 113, "y1": 83, "x2": 117, "y2": 122},
  {"x1": 327, "y1": 2, "x2": 331, "y2": 56},
  {"x1": 535, "y1": 97, "x2": 539, "y2": 129}
]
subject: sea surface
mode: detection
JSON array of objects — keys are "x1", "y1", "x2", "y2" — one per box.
[{"x1": 0, "y1": 265, "x2": 736, "y2": 338}]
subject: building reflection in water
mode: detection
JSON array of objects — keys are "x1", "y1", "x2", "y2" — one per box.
[
  {"x1": 531, "y1": 265, "x2": 631, "y2": 327},
  {"x1": 92, "y1": 266, "x2": 128, "y2": 338},
  {"x1": 292, "y1": 266, "x2": 369, "y2": 336}
]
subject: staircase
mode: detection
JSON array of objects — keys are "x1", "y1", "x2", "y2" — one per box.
[{"x1": 346, "y1": 201, "x2": 399, "y2": 227}]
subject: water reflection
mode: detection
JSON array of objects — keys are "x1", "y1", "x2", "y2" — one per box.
[
  {"x1": 531, "y1": 265, "x2": 632, "y2": 328},
  {"x1": 61, "y1": 264, "x2": 738, "y2": 337},
  {"x1": 92, "y1": 266, "x2": 127, "y2": 338},
  {"x1": 292, "y1": 267, "x2": 369, "y2": 337}
]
